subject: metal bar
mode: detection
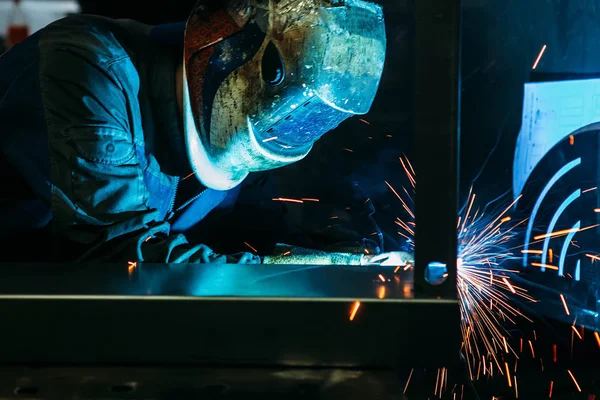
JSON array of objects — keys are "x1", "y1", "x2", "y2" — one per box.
[
  {"x1": 0, "y1": 367, "x2": 404, "y2": 399},
  {"x1": 0, "y1": 262, "x2": 410, "y2": 298},
  {"x1": 0, "y1": 262, "x2": 460, "y2": 368},
  {"x1": 414, "y1": 0, "x2": 461, "y2": 299},
  {"x1": 0, "y1": 296, "x2": 459, "y2": 368}
]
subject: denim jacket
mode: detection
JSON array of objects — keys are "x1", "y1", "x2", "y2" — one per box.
[{"x1": 0, "y1": 15, "x2": 234, "y2": 263}]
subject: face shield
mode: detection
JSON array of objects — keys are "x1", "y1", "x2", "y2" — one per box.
[{"x1": 183, "y1": 0, "x2": 387, "y2": 190}]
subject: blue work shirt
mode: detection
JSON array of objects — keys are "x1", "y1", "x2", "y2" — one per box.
[{"x1": 0, "y1": 15, "x2": 236, "y2": 262}]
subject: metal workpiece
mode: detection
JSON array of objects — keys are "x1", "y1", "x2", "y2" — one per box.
[
  {"x1": 0, "y1": 261, "x2": 413, "y2": 298},
  {"x1": 414, "y1": 0, "x2": 461, "y2": 299},
  {"x1": 0, "y1": 262, "x2": 460, "y2": 369},
  {"x1": 262, "y1": 243, "x2": 415, "y2": 268}
]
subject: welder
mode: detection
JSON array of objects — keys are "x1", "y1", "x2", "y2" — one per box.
[{"x1": 0, "y1": 0, "x2": 386, "y2": 263}]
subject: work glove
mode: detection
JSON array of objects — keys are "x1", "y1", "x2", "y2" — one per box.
[{"x1": 180, "y1": 244, "x2": 261, "y2": 264}]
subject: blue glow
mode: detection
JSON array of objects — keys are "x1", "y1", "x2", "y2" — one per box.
[
  {"x1": 428, "y1": 261, "x2": 447, "y2": 268},
  {"x1": 541, "y1": 189, "x2": 581, "y2": 271},
  {"x1": 425, "y1": 261, "x2": 448, "y2": 286},
  {"x1": 513, "y1": 79, "x2": 600, "y2": 199},
  {"x1": 522, "y1": 158, "x2": 581, "y2": 267},
  {"x1": 575, "y1": 259, "x2": 581, "y2": 282},
  {"x1": 188, "y1": 264, "x2": 329, "y2": 297},
  {"x1": 559, "y1": 220, "x2": 580, "y2": 277}
]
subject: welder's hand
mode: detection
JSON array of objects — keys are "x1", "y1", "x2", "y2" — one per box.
[{"x1": 183, "y1": 245, "x2": 259, "y2": 264}]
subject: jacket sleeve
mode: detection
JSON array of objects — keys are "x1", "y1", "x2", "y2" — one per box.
[{"x1": 40, "y1": 43, "x2": 255, "y2": 264}]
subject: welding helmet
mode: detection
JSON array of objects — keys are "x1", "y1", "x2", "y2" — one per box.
[{"x1": 182, "y1": 0, "x2": 387, "y2": 190}]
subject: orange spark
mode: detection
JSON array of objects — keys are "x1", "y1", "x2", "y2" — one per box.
[
  {"x1": 359, "y1": 118, "x2": 370, "y2": 125},
  {"x1": 301, "y1": 198, "x2": 320, "y2": 202},
  {"x1": 385, "y1": 181, "x2": 402, "y2": 205},
  {"x1": 531, "y1": 263, "x2": 558, "y2": 270},
  {"x1": 532, "y1": 44, "x2": 547, "y2": 69},
  {"x1": 503, "y1": 278, "x2": 516, "y2": 294},
  {"x1": 567, "y1": 370, "x2": 581, "y2": 392},
  {"x1": 583, "y1": 186, "x2": 597, "y2": 194},
  {"x1": 244, "y1": 242, "x2": 258, "y2": 253},
  {"x1": 549, "y1": 381, "x2": 553, "y2": 398},
  {"x1": 398, "y1": 157, "x2": 416, "y2": 186},
  {"x1": 534, "y1": 228, "x2": 575, "y2": 240},
  {"x1": 520, "y1": 338, "x2": 523, "y2": 353},
  {"x1": 403, "y1": 368, "x2": 414, "y2": 394},
  {"x1": 552, "y1": 344, "x2": 557, "y2": 363},
  {"x1": 127, "y1": 261, "x2": 137, "y2": 277},
  {"x1": 528, "y1": 340, "x2": 535, "y2": 358},
  {"x1": 343, "y1": 148, "x2": 354, "y2": 153},
  {"x1": 586, "y1": 254, "x2": 600, "y2": 262},
  {"x1": 505, "y1": 362, "x2": 512, "y2": 387},
  {"x1": 272, "y1": 197, "x2": 304, "y2": 204},
  {"x1": 349, "y1": 301, "x2": 361, "y2": 321},
  {"x1": 521, "y1": 250, "x2": 543, "y2": 254},
  {"x1": 202, "y1": 36, "x2": 226, "y2": 49},
  {"x1": 594, "y1": 332, "x2": 600, "y2": 349},
  {"x1": 534, "y1": 224, "x2": 598, "y2": 240},
  {"x1": 462, "y1": 193, "x2": 476, "y2": 233},
  {"x1": 378, "y1": 274, "x2": 386, "y2": 282},
  {"x1": 560, "y1": 294, "x2": 570, "y2": 316},
  {"x1": 404, "y1": 155, "x2": 416, "y2": 176},
  {"x1": 569, "y1": 135, "x2": 575, "y2": 145}
]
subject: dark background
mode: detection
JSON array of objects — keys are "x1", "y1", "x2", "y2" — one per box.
[{"x1": 76, "y1": 0, "x2": 196, "y2": 24}]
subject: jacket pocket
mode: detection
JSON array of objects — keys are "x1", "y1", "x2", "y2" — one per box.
[{"x1": 68, "y1": 127, "x2": 135, "y2": 165}]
